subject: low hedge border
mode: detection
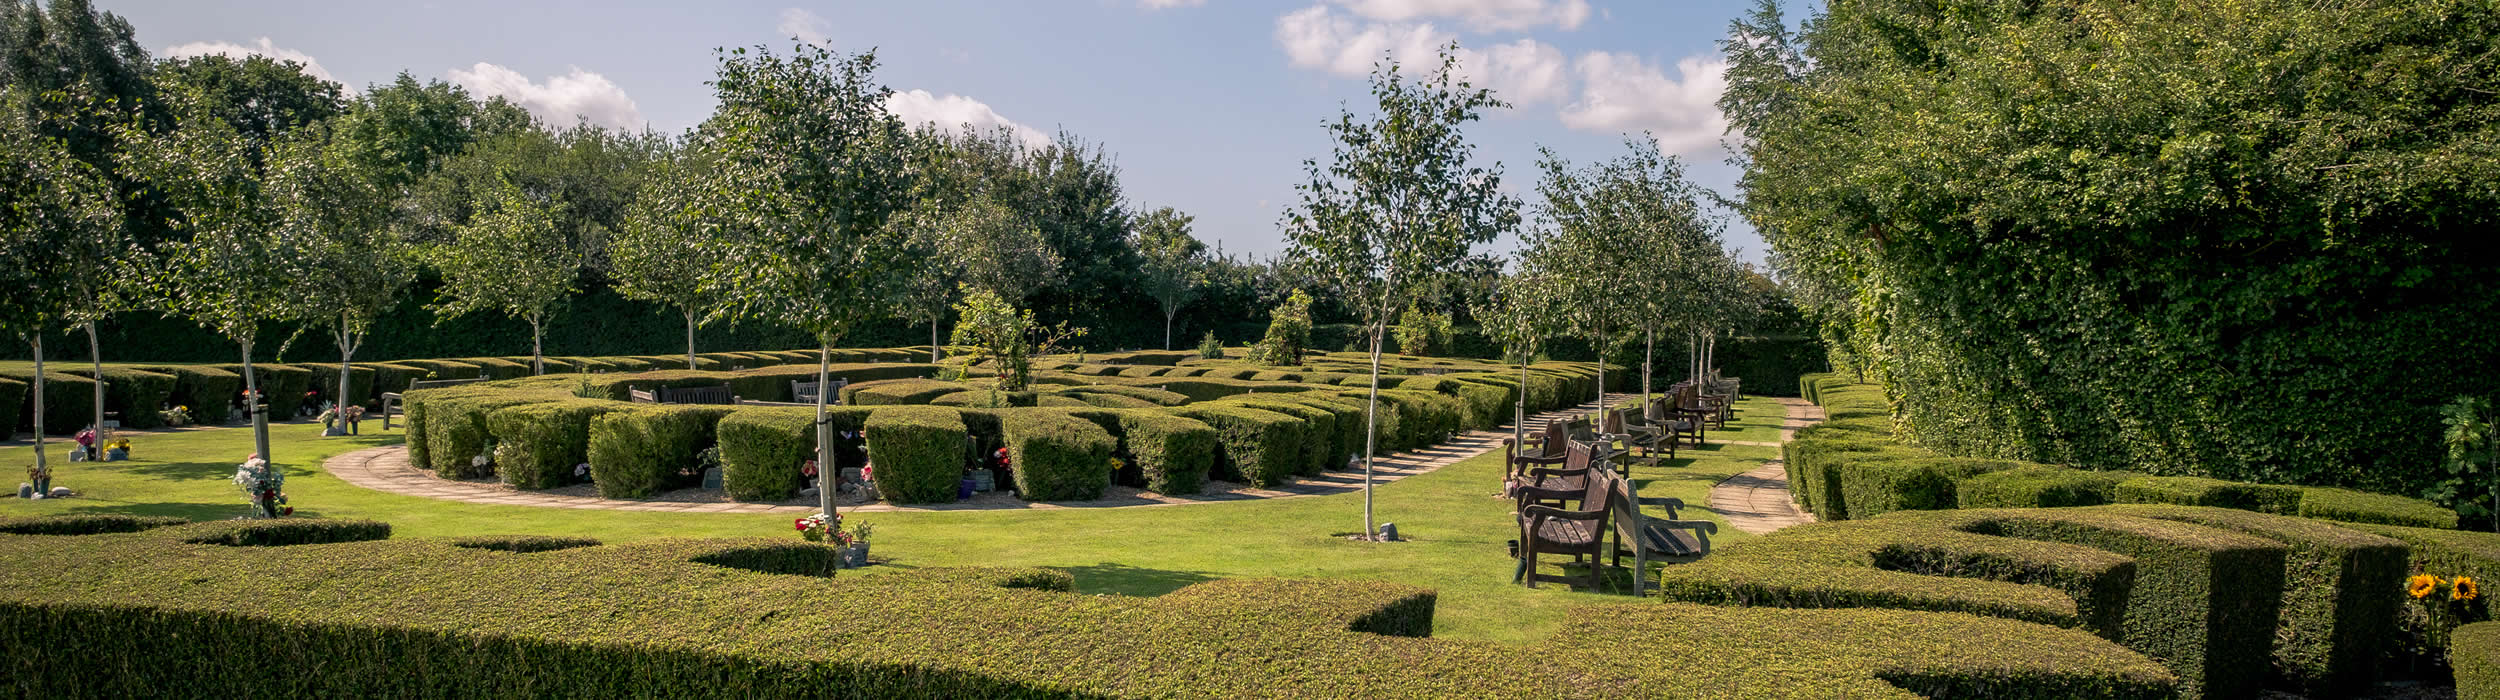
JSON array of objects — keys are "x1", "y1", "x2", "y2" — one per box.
[
  {"x1": 2459, "y1": 622, "x2": 2500, "y2": 700},
  {"x1": 2115, "y1": 476, "x2": 2304, "y2": 515},
  {"x1": 450, "y1": 535, "x2": 602, "y2": 553},
  {"x1": 1956, "y1": 466, "x2": 2127, "y2": 509},
  {"x1": 0, "y1": 519, "x2": 2177, "y2": 698}
]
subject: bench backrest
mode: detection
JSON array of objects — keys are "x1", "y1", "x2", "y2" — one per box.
[
  {"x1": 629, "y1": 389, "x2": 658, "y2": 404},
  {"x1": 792, "y1": 378, "x2": 850, "y2": 405},
  {"x1": 662, "y1": 385, "x2": 735, "y2": 405}
]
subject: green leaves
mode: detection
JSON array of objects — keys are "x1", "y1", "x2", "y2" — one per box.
[
  {"x1": 428, "y1": 174, "x2": 576, "y2": 326},
  {"x1": 0, "y1": 89, "x2": 122, "y2": 342}
]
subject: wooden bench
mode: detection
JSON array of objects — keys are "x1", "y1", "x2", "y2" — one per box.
[
  {"x1": 1602, "y1": 406, "x2": 1675, "y2": 470},
  {"x1": 379, "y1": 377, "x2": 488, "y2": 430},
  {"x1": 661, "y1": 385, "x2": 735, "y2": 405},
  {"x1": 1607, "y1": 475, "x2": 1716, "y2": 594},
  {"x1": 1514, "y1": 441, "x2": 1616, "y2": 592},
  {"x1": 792, "y1": 378, "x2": 850, "y2": 405}
]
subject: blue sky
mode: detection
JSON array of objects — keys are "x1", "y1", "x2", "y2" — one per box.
[{"x1": 107, "y1": 0, "x2": 1772, "y2": 264}]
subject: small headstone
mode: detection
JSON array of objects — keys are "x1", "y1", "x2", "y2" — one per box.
[
  {"x1": 1376, "y1": 522, "x2": 1400, "y2": 542},
  {"x1": 16, "y1": 483, "x2": 30, "y2": 499},
  {"x1": 47, "y1": 487, "x2": 70, "y2": 499},
  {"x1": 799, "y1": 486, "x2": 820, "y2": 498},
  {"x1": 700, "y1": 467, "x2": 724, "y2": 490}
]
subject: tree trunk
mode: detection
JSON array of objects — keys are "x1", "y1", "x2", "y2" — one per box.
[
  {"x1": 241, "y1": 339, "x2": 271, "y2": 465},
  {"x1": 815, "y1": 342, "x2": 836, "y2": 520},
  {"x1": 338, "y1": 317, "x2": 357, "y2": 417},
  {"x1": 1594, "y1": 336, "x2": 1607, "y2": 415},
  {"x1": 930, "y1": 321, "x2": 941, "y2": 363},
  {"x1": 30, "y1": 337, "x2": 46, "y2": 475},
  {"x1": 1363, "y1": 325, "x2": 1384, "y2": 540},
  {"x1": 684, "y1": 310, "x2": 698, "y2": 371},
  {"x1": 85, "y1": 322, "x2": 103, "y2": 458},
  {"x1": 1163, "y1": 311, "x2": 1175, "y2": 351},
  {"x1": 529, "y1": 314, "x2": 545, "y2": 376},
  {"x1": 1513, "y1": 350, "x2": 1529, "y2": 453},
  {"x1": 1642, "y1": 330, "x2": 1654, "y2": 407}
]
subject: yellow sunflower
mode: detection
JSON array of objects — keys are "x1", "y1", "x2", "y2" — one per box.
[
  {"x1": 2457, "y1": 577, "x2": 2480, "y2": 602},
  {"x1": 2411, "y1": 574, "x2": 2441, "y2": 599}
]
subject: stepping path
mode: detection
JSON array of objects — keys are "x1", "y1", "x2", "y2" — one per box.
[
  {"x1": 1705, "y1": 397, "x2": 1823, "y2": 535},
  {"x1": 325, "y1": 400, "x2": 1617, "y2": 514}
]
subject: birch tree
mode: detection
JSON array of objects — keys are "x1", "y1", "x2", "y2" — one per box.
[
  {"x1": 429, "y1": 175, "x2": 575, "y2": 375},
  {"x1": 0, "y1": 89, "x2": 119, "y2": 481}
]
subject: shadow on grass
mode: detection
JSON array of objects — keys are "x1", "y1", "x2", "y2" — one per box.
[
  {"x1": 1059, "y1": 561, "x2": 1221, "y2": 596},
  {"x1": 56, "y1": 500, "x2": 282, "y2": 521}
]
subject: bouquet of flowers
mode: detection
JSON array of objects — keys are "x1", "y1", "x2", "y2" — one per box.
[
  {"x1": 72, "y1": 427, "x2": 99, "y2": 461},
  {"x1": 795, "y1": 512, "x2": 854, "y2": 546},
  {"x1": 231, "y1": 454, "x2": 291, "y2": 518},
  {"x1": 160, "y1": 405, "x2": 191, "y2": 427}
]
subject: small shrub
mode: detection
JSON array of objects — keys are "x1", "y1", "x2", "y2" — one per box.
[
  {"x1": 999, "y1": 411, "x2": 1116, "y2": 501},
  {"x1": 587, "y1": 405, "x2": 735, "y2": 499},
  {"x1": 866, "y1": 406, "x2": 970, "y2": 505},
  {"x1": 1196, "y1": 331, "x2": 1224, "y2": 359}
]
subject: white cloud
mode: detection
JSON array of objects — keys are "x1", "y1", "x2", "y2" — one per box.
[
  {"x1": 162, "y1": 37, "x2": 347, "y2": 91},
  {"x1": 883, "y1": 89, "x2": 1051, "y2": 149},
  {"x1": 1140, "y1": 0, "x2": 1206, "y2": 8},
  {"x1": 778, "y1": 8, "x2": 831, "y2": 46},
  {"x1": 447, "y1": 63, "x2": 644, "y2": 130},
  {"x1": 1330, "y1": 0, "x2": 1590, "y2": 32},
  {"x1": 1559, "y1": 52, "x2": 1729, "y2": 155},
  {"x1": 1274, "y1": 6, "x2": 1568, "y2": 105}
]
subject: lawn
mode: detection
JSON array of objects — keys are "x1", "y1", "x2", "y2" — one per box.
[{"x1": 0, "y1": 394, "x2": 1790, "y2": 643}]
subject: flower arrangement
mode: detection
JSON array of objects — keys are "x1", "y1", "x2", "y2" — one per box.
[
  {"x1": 230, "y1": 453, "x2": 291, "y2": 518},
  {"x1": 848, "y1": 520, "x2": 874, "y2": 544},
  {"x1": 2401, "y1": 572, "x2": 2489, "y2": 655},
  {"x1": 102, "y1": 438, "x2": 130, "y2": 460},
  {"x1": 795, "y1": 512, "x2": 854, "y2": 546},
  {"x1": 159, "y1": 405, "x2": 191, "y2": 427}
]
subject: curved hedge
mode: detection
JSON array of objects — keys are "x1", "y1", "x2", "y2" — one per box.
[
  {"x1": 587, "y1": 405, "x2": 735, "y2": 499},
  {"x1": 0, "y1": 518, "x2": 2175, "y2": 698}
]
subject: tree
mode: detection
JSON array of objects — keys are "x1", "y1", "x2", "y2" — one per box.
[
  {"x1": 115, "y1": 91, "x2": 330, "y2": 469},
  {"x1": 287, "y1": 117, "x2": 408, "y2": 414},
  {"x1": 699, "y1": 44, "x2": 919, "y2": 521},
  {"x1": 951, "y1": 286, "x2": 1084, "y2": 394},
  {"x1": 1477, "y1": 268, "x2": 1563, "y2": 450},
  {"x1": 339, "y1": 73, "x2": 531, "y2": 193},
  {"x1": 1246, "y1": 289, "x2": 1313, "y2": 366},
  {"x1": 429, "y1": 175, "x2": 576, "y2": 375},
  {"x1": 1134, "y1": 206, "x2": 1205, "y2": 350},
  {"x1": 0, "y1": 88, "x2": 119, "y2": 484},
  {"x1": 1393, "y1": 305, "x2": 1452, "y2": 357},
  {"x1": 1282, "y1": 44, "x2": 1520, "y2": 540},
  {"x1": 613, "y1": 137, "x2": 722, "y2": 369},
  {"x1": 151, "y1": 53, "x2": 345, "y2": 149}
]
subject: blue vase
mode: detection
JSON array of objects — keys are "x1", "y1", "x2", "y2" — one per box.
[{"x1": 958, "y1": 478, "x2": 975, "y2": 500}]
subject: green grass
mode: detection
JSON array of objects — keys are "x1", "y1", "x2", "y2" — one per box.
[{"x1": 0, "y1": 396, "x2": 1792, "y2": 643}]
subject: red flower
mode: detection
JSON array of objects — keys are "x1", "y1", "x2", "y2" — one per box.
[
  {"x1": 281, "y1": 506, "x2": 294, "y2": 516},
  {"x1": 794, "y1": 518, "x2": 810, "y2": 532}
]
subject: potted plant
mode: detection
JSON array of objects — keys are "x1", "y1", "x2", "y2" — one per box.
[
  {"x1": 159, "y1": 405, "x2": 191, "y2": 427},
  {"x1": 844, "y1": 521, "x2": 874, "y2": 567}
]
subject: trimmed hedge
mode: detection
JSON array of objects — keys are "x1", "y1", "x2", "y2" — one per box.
[
  {"x1": 215, "y1": 363, "x2": 313, "y2": 418},
  {"x1": 0, "y1": 521, "x2": 2174, "y2": 698},
  {"x1": 459, "y1": 357, "x2": 533, "y2": 380},
  {"x1": 1956, "y1": 466, "x2": 2126, "y2": 509},
  {"x1": 845, "y1": 378, "x2": 969, "y2": 406},
  {"x1": 586, "y1": 405, "x2": 736, "y2": 499},
  {"x1": 137, "y1": 364, "x2": 241, "y2": 423},
  {"x1": 999, "y1": 410, "x2": 1116, "y2": 501},
  {"x1": 60, "y1": 367, "x2": 176, "y2": 429},
  {"x1": 714, "y1": 406, "x2": 872, "y2": 502},
  {"x1": 1833, "y1": 454, "x2": 2016, "y2": 519},
  {"x1": 300, "y1": 363, "x2": 377, "y2": 410},
  {"x1": 1229, "y1": 399, "x2": 1336, "y2": 476},
  {"x1": 0, "y1": 514, "x2": 186, "y2": 535},
  {"x1": 1099, "y1": 410, "x2": 1216, "y2": 495},
  {"x1": 485, "y1": 400, "x2": 628, "y2": 489},
  {"x1": 0, "y1": 369, "x2": 95, "y2": 435},
  {"x1": 2460, "y1": 622, "x2": 2500, "y2": 700},
  {"x1": 366, "y1": 362, "x2": 429, "y2": 399},
  {"x1": 723, "y1": 363, "x2": 941, "y2": 402},
  {"x1": 864, "y1": 406, "x2": 969, "y2": 504},
  {"x1": 1063, "y1": 384, "x2": 1189, "y2": 406},
  {"x1": 2115, "y1": 476, "x2": 2303, "y2": 515},
  {"x1": 2299, "y1": 486, "x2": 2461, "y2": 529},
  {"x1": 174, "y1": 518, "x2": 394, "y2": 547},
  {"x1": 451, "y1": 535, "x2": 602, "y2": 553},
  {"x1": 0, "y1": 376, "x2": 23, "y2": 440},
  {"x1": 1172, "y1": 405, "x2": 1303, "y2": 486}
]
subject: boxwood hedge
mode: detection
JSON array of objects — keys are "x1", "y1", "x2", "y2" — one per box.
[
  {"x1": 2459, "y1": 622, "x2": 2500, "y2": 700},
  {"x1": 865, "y1": 406, "x2": 969, "y2": 504},
  {"x1": 2298, "y1": 486, "x2": 2461, "y2": 529},
  {"x1": 1228, "y1": 398, "x2": 1336, "y2": 476},
  {"x1": 484, "y1": 400, "x2": 629, "y2": 489},
  {"x1": 1172, "y1": 404, "x2": 1302, "y2": 486},
  {"x1": 214, "y1": 362, "x2": 312, "y2": 418},
  {"x1": 0, "y1": 376, "x2": 19, "y2": 440},
  {"x1": 714, "y1": 406, "x2": 872, "y2": 502},
  {"x1": 999, "y1": 410, "x2": 1117, "y2": 500},
  {"x1": 587, "y1": 405, "x2": 736, "y2": 498},
  {"x1": 0, "y1": 519, "x2": 2176, "y2": 698},
  {"x1": 1956, "y1": 466, "x2": 2128, "y2": 509},
  {"x1": 0, "y1": 369, "x2": 94, "y2": 436},
  {"x1": 300, "y1": 363, "x2": 376, "y2": 410},
  {"x1": 60, "y1": 367, "x2": 175, "y2": 429}
]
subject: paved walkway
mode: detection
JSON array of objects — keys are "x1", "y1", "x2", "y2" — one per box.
[
  {"x1": 325, "y1": 400, "x2": 1615, "y2": 514},
  {"x1": 1705, "y1": 398, "x2": 1823, "y2": 535}
]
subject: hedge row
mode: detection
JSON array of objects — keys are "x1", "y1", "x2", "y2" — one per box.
[
  {"x1": 2460, "y1": 622, "x2": 2500, "y2": 700},
  {"x1": 1793, "y1": 378, "x2": 2460, "y2": 530},
  {"x1": 0, "y1": 518, "x2": 2173, "y2": 698},
  {"x1": 1660, "y1": 505, "x2": 2405, "y2": 698},
  {"x1": 586, "y1": 405, "x2": 735, "y2": 499}
]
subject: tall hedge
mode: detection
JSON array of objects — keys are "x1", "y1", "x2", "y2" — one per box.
[
  {"x1": 214, "y1": 363, "x2": 312, "y2": 418},
  {"x1": 998, "y1": 411, "x2": 1116, "y2": 501},
  {"x1": 1104, "y1": 411, "x2": 1217, "y2": 495},
  {"x1": 714, "y1": 406, "x2": 872, "y2": 502},
  {"x1": 485, "y1": 400, "x2": 627, "y2": 490},
  {"x1": 299, "y1": 364, "x2": 376, "y2": 410},
  {"x1": 0, "y1": 377, "x2": 21, "y2": 441},
  {"x1": 864, "y1": 406, "x2": 969, "y2": 505},
  {"x1": 60, "y1": 367, "x2": 175, "y2": 429},
  {"x1": 0, "y1": 370, "x2": 93, "y2": 436},
  {"x1": 1171, "y1": 405, "x2": 1302, "y2": 487}
]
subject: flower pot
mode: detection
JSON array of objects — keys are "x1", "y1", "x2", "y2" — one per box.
[
  {"x1": 844, "y1": 543, "x2": 871, "y2": 568},
  {"x1": 105, "y1": 448, "x2": 127, "y2": 461},
  {"x1": 958, "y1": 478, "x2": 976, "y2": 500}
]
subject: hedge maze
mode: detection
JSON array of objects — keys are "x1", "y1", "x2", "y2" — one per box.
[{"x1": 365, "y1": 346, "x2": 1619, "y2": 505}]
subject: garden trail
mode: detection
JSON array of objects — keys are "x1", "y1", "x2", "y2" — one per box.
[
  {"x1": 326, "y1": 399, "x2": 1612, "y2": 514},
  {"x1": 1705, "y1": 398, "x2": 1822, "y2": 535}
]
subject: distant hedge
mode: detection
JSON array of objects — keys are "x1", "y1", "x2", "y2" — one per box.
[{"x1": 0, "y1": 517, "x2": 2174, "y2": 698}]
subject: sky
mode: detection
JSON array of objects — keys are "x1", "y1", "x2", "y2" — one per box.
[{"x1": 106, "y1": 0, "x2": 1778, "y2": 265}]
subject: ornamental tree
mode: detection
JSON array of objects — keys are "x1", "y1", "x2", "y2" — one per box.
[
  {"x1": 285, "y1": 117, "x2": 409, "y2": 413},
  {"x1": 951, "y1": 286, "x2": 1085, "y2": 394},
  {"x1": 1282, "y1": 44, "x2": 1521, "y2": 540},
  {"x1": 428, "y1": 175, "x2": 576, "y2": 375},
  {"x1": 614, "y1": 137, "x2": 724, "y2": 369},
  {"x1": 1476, "y1": 267, "x2": 1564, "y2": 449},
  {"x1": 698, "y1": 44, "x2": 919, "y2": 520},
  {"x1": 1133, "y1": 206, "x2": 1205, "y2": 350},
  {"x1": 0, "y1": 89, "x2": 121, "y2": 480}
]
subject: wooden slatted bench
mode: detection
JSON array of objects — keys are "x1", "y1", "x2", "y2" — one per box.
[
  {"x1": 379, "y1": 377, "x2": 488, "y2": 430},
  {"x1": 1608, "y1": 477, "x2": 1717, "y2": 595}
]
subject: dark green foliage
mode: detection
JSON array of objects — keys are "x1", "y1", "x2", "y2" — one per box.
[
  {"x1": 485, "y1": 400, "x2": 627, "y2": 489},
  {"x1": 459, "y1": 357, "x2": 532, "y2": 380},
  {"x1": 392, "y1": 359, "x2": 482, "y2": 382},
  {"x1": 714, "y1": 406, "x2": 871, "y2": 502},
  {"x1": 0, "y1": 377, "x2": 21, "y2": 440},
  {"x1": 1069, "y1": 392, "x2": 1159, "y2": 409},
  {"x1": 2341, "y1": 523, "x2": 2500, "y2": 657},
  {"x1": 1274, "y1": 394, "x2": 1367, "y2": 469},
  {"x1": 215, "y1": 363, "x2": 312, "y2": 418},
  {"x1": 404, "y1": 384, "x2": 572, "y2": 476},
  {"x1": 845, "y1": 378, "x2": 967, "y2": 406},
  {"x1": 2298, "y1": 486, "x2": 2460, "y2": 529},
  {"x1": 0, "y1": 370, "x2": 93, "y2": 435},
  {"x1": 721, "y1": 363, "x2": 939, "y2": 402},
  {"x1": 1657, "y1": 515, "x2": 2136, "y2": 634},
  {"x1": 865, "y1": 406, "x2": 970, "y2": 505},
  {"x1": 584, "y1": 405, "x2": 735, "y2": 498},
  {"x1": 2457, "y1": 622, "x2": 2500, "y2": 700},
  {"x1": 2116, "y1": 476, "x2": 2304, "y2": 515},
  {"x1": 299, "y1": 363, "x2": 376, "y2": 409},
  {"x1": 1835, "y1": 455, "x2": 2016, "y2": 519},
  {"x1": 175, "y1": 519, "x2": 394, "y2": 547},
  {"x1": 1957, "y1": 466, "x2": 2126, "y2": 509},
  {"x1": 2096, "y1": 505, "x2": 2407, "y2": 696},
  {"x1": 1703, "y1": 337, "x2": 1827, "y2": 398},
  {"x1": 1172, "y1": 405, "x2": 1303, "y2": 486},
  {"x1": 1230, "y1": 399, "x2": 1335, "y2": 475},
  {"x1": 0, "y1": 523, "x2": 2172, "y2": 698},
  {"x1": 451, "y1": 535, "x2": 602, "y2": 553},
  {"x1": 365, "y1": 362, "x2": 428, "y2": 399},
  {"x1": 1782, "y1": 435, "x2": 1899, "y2": 520},
  {"x1": 1090, "y1": 350, "x2": 1193, "y2": 366},
  {"x1": 0, "y1": 514, "x2": 187, "y2": 536},
  {"x1": 59, "y1": 367, "x2": 174, "y2": 429},
  {"x1": 999, "y1": 411, "x2": 1116, "y2": 500},
  {"x1": 1100, "y1": 410, "x2": 1217, "y2": 495}
]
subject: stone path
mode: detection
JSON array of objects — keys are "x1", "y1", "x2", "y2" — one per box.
[
  {"x1": 1705, "y1": 397, "x2": 1823, "y2": 535},
  {"x1": 325, "y1": 400, "x2": 1615, "y2": 514}
]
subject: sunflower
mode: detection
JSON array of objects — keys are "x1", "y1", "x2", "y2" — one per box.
[
  {"x1": 2457, "y1": 577, "x2": 2480, "y2": 602},
  {"x1": 2411, "y1": 574, "x2": 2441, "y2": 599}
]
